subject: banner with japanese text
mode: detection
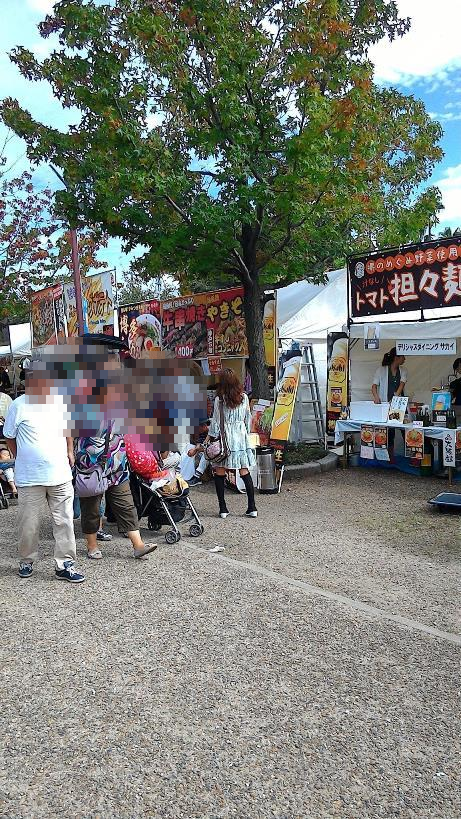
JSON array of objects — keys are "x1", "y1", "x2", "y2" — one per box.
[
  {"x1": 263, "y1": 295, "x2": 277, "y2": 367},
  {"x1": 31, "y1": 285, "x2": 58, "y2": 347},
  {"x1": 83, "y1": 272, "x2": 114, "y2": 335},
  {"x1": 161, "y1": 287, "x2": 247, "y2": 359},
  {"x1": 396, "y1": 339, "x2": 456, "y2": 356},
  {"x1": 270, "y1": 354, "x2": 302, "y2": 471},
  {"x1": 349, "y1": 237, "x2": 461, "y2": 318},
  {"x1": 64, "y1": 272, "x2": 114, "y2": 337},
  {"x1": 326, "y1": 332, "x2": 348, "y2": 435},
  {"x1": 404, "y1": 428, "x2": 424, "y2": 460},
  {"x1": 118, "y1": 299, "x2": 161, "y2": 359}
]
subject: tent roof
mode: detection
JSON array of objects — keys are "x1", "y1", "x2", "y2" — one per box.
[
  {"x1": 349, "y1": 317, "x2": 461, "y2": 340},
  {"x1": 0, "y1": 322, "x2": 31, "y2": 358},
  {"x1": 278, "y1": 268, "x2": 347, "y2": 342}
]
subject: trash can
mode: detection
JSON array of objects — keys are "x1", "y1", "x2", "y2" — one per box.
[{"x1": 256, "y1": 446, "x2": 277, "y2": 493}]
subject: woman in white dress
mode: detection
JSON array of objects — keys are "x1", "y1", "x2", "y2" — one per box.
[{"x1": 210, "y1": 368, "x2": 257, "y2": 519}]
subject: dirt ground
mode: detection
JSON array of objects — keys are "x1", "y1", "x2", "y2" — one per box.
[{"x1": 0, "y1": 466, "x2": 459, "y2": 818}]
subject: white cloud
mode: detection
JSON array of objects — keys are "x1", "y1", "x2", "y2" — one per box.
[
  {"x1": 27, "y1": 0, "x2": 55, "y2": 13},
  {"x1": 370, "y1": 0, "x2": 461, "y2": 86},
  {"x1": 436, "y1": 164, "x2": 461, "y2": 226},
  {"x1": 429, "y1": 111, "x2": 461, "y2": 122}
]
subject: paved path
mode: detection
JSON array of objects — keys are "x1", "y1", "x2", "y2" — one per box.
[{"x1": 1, "y1": 469, "x2": 459, "y2": 817}]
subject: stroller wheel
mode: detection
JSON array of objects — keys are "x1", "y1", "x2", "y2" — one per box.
[
  {"x1": 189, "y1": 524, "x2": 204, "y2": 537},
  {"x1": 165, "y1": 530, "x2": 181, "y2": 544},
  {"x1": 148, "y1": 519, "x2": 162, "y2": 531},
  {"x1": 1, "y1": 496, "x2": 9, "y2": 510}
]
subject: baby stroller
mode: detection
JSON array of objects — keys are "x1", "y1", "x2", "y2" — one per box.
[
  {"x1": 129, "y1": 470, "x2": 204, "y2": 544},
  {"x1": 0, "y1": 457, "x2": 15, "y2": 509}
]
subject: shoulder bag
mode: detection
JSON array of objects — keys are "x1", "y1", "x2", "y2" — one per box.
[
  {"x1": 204, "y1": 400, "x2": 229, "y2": 464},
  {"x1": 74, "y1": 426, "x2": 112, "y2": 498}
]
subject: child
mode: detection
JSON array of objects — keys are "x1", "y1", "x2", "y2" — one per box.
[{"x1": 0, "y1": 444, "x2": 18, "y2": 497}]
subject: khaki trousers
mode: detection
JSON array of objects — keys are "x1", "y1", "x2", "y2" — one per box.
[{"x1": 17, "y1": 481, "x2": 76, "y2": 569}]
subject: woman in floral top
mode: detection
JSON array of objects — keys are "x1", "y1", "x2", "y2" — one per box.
[{"x1": 74, "y1": 425, "x2": 158, "y2": 560}]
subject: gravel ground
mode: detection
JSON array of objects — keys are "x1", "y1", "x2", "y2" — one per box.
[{"x1": 1, "y1": 467, "x2": 460, "y2": 818}]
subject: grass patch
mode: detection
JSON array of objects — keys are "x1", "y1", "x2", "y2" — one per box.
[{"x1": 284, "y1": 442, "x2": 328, "y2": 465}]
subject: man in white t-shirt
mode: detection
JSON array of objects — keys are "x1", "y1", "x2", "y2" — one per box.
[{"x1": 3, "y1": 369, "x2": 85, "y2": 583}]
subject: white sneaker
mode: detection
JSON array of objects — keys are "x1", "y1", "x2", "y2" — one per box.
[
  {"x1": 245, "y1": 510, "x2": 258, "y2": 518},
  {"x1": 219, "y1": 511, "x2": 229, "y2": 519},
  {"x1": 209, "y1": 545, "x2": 225, "y2": 553}
]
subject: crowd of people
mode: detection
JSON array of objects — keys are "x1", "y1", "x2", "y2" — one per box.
[{"x1": 1, "y1": 355, "x2": 258, "y2": 584}]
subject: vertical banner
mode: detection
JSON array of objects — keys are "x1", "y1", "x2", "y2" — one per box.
[
  {"x1": 53, "y1": 284, "x2": 68, "y2": 343},
  {"x1": 404, "y1": 428, "x2": 424, "y2": 460},
  {"x1": 263, "y1": 293, "x2": 277, "y2": 388},
  {"x1": 360, "y1": 425, "x2": 374, "y2": 459},
  {"x1": 118, "y1": 299, "x2": 162, "y2": 358},
  {"x1": 83, "y1": 271, "x2": 114, "y2": 335},
  {"x1": 63, "y1": 282, "x2": 79, "y2": 337},
  {"x1": 64, "y1": 272, "x2": 114, "y2": 337},
  {"x1": 443, "y1": 429, "x2": 456, "y2": 468},
  {"x1": 270, "y1": 353, "x2": 302, "y2": 470},
  {"x1": 0, "y1": 320, "x2": 10, "y2": 348},
  {"x1": 373, "y1": 426, "x2": 390, "y2": 462},
  {"x1": 326, "y1": 332, "x2": 349, "y2": 435},
  {"x1": 31, "y1": 286, "x2": 58, "y2": 347}
]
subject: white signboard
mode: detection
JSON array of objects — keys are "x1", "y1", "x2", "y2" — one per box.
[
  {"x1": 443, "y1": 429, "x2": 456, "y2": 467},
  {"x1": 388, "y1": 395, "x2": 408, "y2": 424},
  {"x1": 364, "y1": 323, "x2": 380, "y2": 351},
  {"x1": 396, "y1": 339, "x2": 456, "y2": 356}
]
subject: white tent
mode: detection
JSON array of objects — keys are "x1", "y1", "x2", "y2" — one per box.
[
  {"x1": 276, "y1": 270, "x2": 347, "y2": 438},
  {"x1": 0, "y1": 322, "x2": 32, "y2": 359},
  {"x1": 278, "y1": 268, "x2": 347, "y2": 342},
  {"x1": 349, "y1": 318, "x2": 461, "y2": 406}
]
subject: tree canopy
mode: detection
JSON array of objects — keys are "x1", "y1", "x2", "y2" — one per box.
[{"x1": 1, "y1": 0, "x2": 444, "y2": 393}]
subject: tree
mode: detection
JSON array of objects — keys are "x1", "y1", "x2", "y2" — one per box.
[
  {"x1": 117, "y1": 271, "x2": 177, "y2": 305},
  {"x1": 439, "y1": 226, "x2": 461, "y2": 239},
  {"x1": 0, "y1": 167, "x2": 59, "y2": 322},
  {"x1": 2, "y1": 0, "x2": 443, "y2": 396},
  {"x1": 0, "y1": 162, "x2": 109, "y2": 323}
]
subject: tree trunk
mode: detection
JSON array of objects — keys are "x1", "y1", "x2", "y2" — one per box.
[{"x1": 242, "y1": 276, "x2": 271, "y2": 400}]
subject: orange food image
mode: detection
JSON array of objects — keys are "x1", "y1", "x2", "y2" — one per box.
[
  {"x1": 374, "y1": 432, "x2": 387, "y2": 446},
  {"x1": 361, "y1": 429, "x2": 373, "y2": 443},
  {"x1": 407, "y1": 429, "x2": 423, "y2": 446}
]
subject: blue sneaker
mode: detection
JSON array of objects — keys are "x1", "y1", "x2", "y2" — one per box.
[
  {"x1": 18, "y1": 562, "x2": 33, "y2": 578},
  {"x1": 55, "y1": 560, "x2": 85, "y2": 583}
]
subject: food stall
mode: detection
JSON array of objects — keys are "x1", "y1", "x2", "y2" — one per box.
[{"x1": 337, "y1": 236, "x2": 461, "y2": 482}]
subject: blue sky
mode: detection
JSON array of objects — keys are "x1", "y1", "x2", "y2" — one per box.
[{"x1": 0, "y1": 0, "x2": 460, "y2": 276}]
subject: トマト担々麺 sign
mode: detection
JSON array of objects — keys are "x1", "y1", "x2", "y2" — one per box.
[{"x1": 349, "y1": 238, "x2": 461, "y2": 318}]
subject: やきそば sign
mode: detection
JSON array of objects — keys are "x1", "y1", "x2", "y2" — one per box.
[
  {"x1": 161, "y1": 288, "x2": 247, "y2": 359},
  {"x1": 349, "y1": 238, "x2": 461, "y2": 318}
]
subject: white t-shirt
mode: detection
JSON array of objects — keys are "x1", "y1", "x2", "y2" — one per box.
[
  {"x1": 372, "y1": 365, "x2": 408, "y2": 403},
  {"x1": 3, "y1": 394, "x2": 72, "y2": 487}
]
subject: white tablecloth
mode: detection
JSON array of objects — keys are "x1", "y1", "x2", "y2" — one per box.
[{"x1": 334, "y1": 419, "x2": 459, "y2": 446}]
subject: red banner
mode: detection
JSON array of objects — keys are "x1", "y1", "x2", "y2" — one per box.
[
  {"x1": 161, "y1": 287, "x2": 247, "y2": 359},
  {"x1": 349, "y1": 238, "x2": 461, "y2": 318}
]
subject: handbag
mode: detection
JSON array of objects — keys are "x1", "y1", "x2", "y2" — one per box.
[
  {"x1": 75, "y1": 427, "x2": 112, "y2": 498},
  {"x1": 204, "y1": 400, "x2": 229, "y2": 464}
]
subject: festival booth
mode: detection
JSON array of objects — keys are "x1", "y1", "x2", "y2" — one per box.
[
  {"x1": 335, "y1": 236, "x2": 461, "y2": 482},
  {"x1": 0, "y1": 322, "x2": 33, "y2": 393},
  {"x1": 116, "y1": 287, "x2": 278, "y2": 492},
  {"x1": 278, "y1": 269, "x2": 347, "y2": 441}
]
